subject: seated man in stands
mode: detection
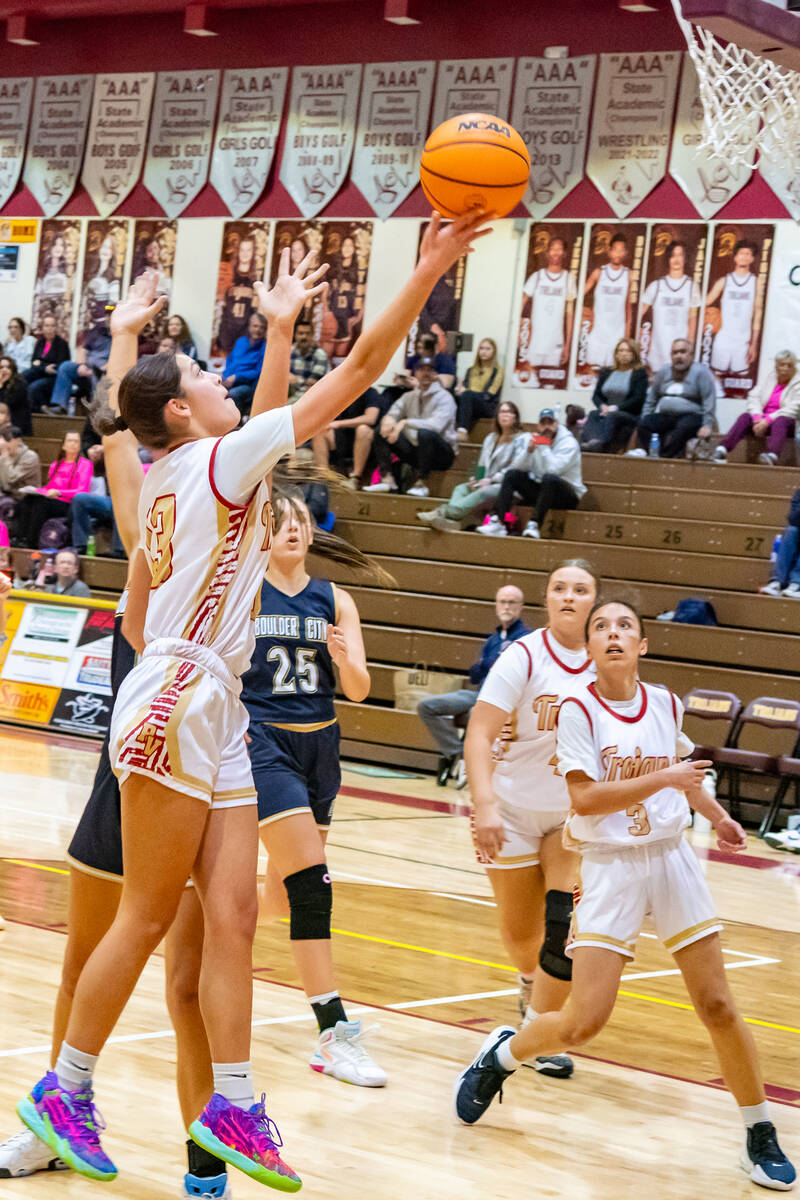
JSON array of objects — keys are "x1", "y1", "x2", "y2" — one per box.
[
  {"x1": 365, "y1": 357, "x2": 458, "y2": 496},
  {"x1": 0, "y1": 426, "x2": 42, "y2": 501},
  {"x1": 418, "y1": 585, "x2": 529, "y2": 786},
  {"x1": 759, "y1": 487, "x2": 800, "y2": 598},
  {"x1": 223, "y1": 311, "x2": 267, "y2": 415},
  {"x1": 42, "y1": 324, "x2": 110, "y2": 415},
  {"x1": 633, "y1": 338, "x2": 715, "y2": 458},
  {"x1": 478, "y1": 407, "x2": 585, "y2": 539},
  {"x1": 715, "y1": 351, "x2": 800, "y2": 466},
  {"x1": 289, "y1": 318, "x2": 330, "y2": 402},
  {"x1": 383, "y1": 331, "x2": 455, "y2": 407},
  {"x1": 41, "y1": 547, "x2": 90, "y2": 598},
  {"x1": 311, "y1": 386, "x2": 390, "y2": 488}
]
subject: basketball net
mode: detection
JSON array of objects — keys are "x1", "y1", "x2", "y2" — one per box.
[{"x1": 671, "y1": 0, "x2": 800, "y2": 177}]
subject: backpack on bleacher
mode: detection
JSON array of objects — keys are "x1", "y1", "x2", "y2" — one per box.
[
  {"x1": 672, "y1": 598, "x2": 718, "y2": 626},
  {"x1": 38, "y1": 517, "x2": 70, "y2": 551}
]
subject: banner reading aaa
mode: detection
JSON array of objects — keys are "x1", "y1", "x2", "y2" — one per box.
[
  {"x1": 0, "y1": 79, "x2": 33, "y2": 210},
  {"x1": 511, "y1": 56, "x2": 596, "y2": 219},
  {"x1": 82, "y1": 73, "x2": 154, "y2": 217},
  {"x1": 23, "y1": 75, "x2": 94, "y2": 216},
  {"x1": 351, "y1": 61, "x2": 435, "y2": 219},
  {"x1": 280, "y1": 65, "x2": 362, "y2": 219},
  {"x1": 144, "y1": 70, "x2": 221, "y2": 218},
  {"x1": 430, "y1": 59, "x2": 514, "y2": 126},
  {"x1": 210, "y1": 68, "x2": 289, "y2": 217},
  {"x1": 587, "y1": 52, "x2": 680, "y2": 217}
]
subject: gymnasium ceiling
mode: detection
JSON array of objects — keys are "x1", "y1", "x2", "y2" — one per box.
[{"x1": 0, "y1": 0, "x2": 353, "y2": 16}]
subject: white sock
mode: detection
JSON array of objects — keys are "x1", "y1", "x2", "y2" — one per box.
[
  {"x1": 495, "y1": 1037, "x2": 521, "y2": 1072},
  {"x1": 525, "y1": 1005, "x2": 539, "y2": 1022},
  {"x1": 55, "y1": 1042, "x2": 98, "y2": 1092},
  {"x1": 213, "y1": 1061, "x2": 254, "y2": 1110},
  {"x1": 740, "y1": 1101, "x2": 771, "y2": 1129}
]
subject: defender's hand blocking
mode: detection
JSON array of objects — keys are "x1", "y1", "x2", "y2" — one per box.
[
  {"x1": 417, "y1": 210, "x2": 493, "y2": 279},
  {"x1": 110, "y1": 269, "x2": 167, "y2": 337},
  {"x1": 254, "y1": 247, "x2": 329, "y2": 329}
]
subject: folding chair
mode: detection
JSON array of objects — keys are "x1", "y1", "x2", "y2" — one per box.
[
  {"x1": 759, "y1": 735, "x2": 800, "y2": 839},
  {"x1": 681, "y1": 689, "x2": 742, "y2": 761},
  {"x1": 713, "y1": 697, "x2": 800, "y2": 824}
]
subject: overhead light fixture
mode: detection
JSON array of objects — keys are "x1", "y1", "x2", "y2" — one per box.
[
  {"x1": 384, "y1": 0, "x2": 422, "y2": 24},
  {"x1": 184, "y1": 4, "x2": 218, "y2": 36},
  {"x1": 7, "y1": 14, "x2": 39, "y2": 44},
  {"x1": 618, "y1": 0, "x2": 664, "y2": 10}
]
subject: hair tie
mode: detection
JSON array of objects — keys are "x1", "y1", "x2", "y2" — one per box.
[{"x1": 115, "y1": 416, "x2": 128, "y2": 432}]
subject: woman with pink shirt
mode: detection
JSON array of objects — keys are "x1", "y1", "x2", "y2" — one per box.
[
  {"x1": 715, "y1": 351, "x2": 800, "y2": 465},
  {"x1": 12, "y1": 430, "x2": 92, "y2": 547}
]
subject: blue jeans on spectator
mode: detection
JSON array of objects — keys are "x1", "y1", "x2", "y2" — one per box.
[
  {"x1": 774, "y1": 524, "x2": 800, "y2": 587},
  {"x1": 26, "y1": 373, "x2": 56, "y2": 411},
  {"x1": 417, "y1": 689, "x2": 478, "y2": 758},
  {"x1": 50, "y1": 361, "x2": 94, "y2": 412},
  {"x1": 229, "y1": 383, "x2": 256, "y2": 416},
  {"x1": 70, "y1": 492, "x2": 124, "y2": 556}
]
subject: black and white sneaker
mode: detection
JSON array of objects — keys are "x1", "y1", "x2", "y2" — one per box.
[
  {"x1": 0, "y1": 1128, "x2": 68, "y2": 1177},
  {"x1": 533, "y1": 1055, "x2": 575, "y2": 1079},
  {"x1": 453, "y1": 1026, "x2": 517, "y2": 1125},
  {"x1": 741, "y1": 1122, "x2": 796, "y2": 1190}
]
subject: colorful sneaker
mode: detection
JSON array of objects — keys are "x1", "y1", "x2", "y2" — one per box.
[
  {"x1": 453, "y1": 1026, "x2": 517, "y2": 1125},
  {"x1": 0, "y1": 1127, "x2": 68, "y2": 1178},
  {"x1": 17, "y1": 1072, "x2": 116, "y2": 1181},
  {"x1": 740, "y1": 1121, "x2": 796, "y2": 1190},
  {"x1": 309, "y1": 1020, "x2": 387, "y2": 1087},
  {"x1": 182, "y1": 1169, "x2": 233, "y2": 1197},
  {"x1": 189, "y1": 1094, "x2": 301, "y2": 1193}
]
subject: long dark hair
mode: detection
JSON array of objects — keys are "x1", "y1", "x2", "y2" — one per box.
[
  {"x1": 116, "y1": 352, "x2": 182, "y2": 449},
  {"x1": 168, "y1": 314, "x2": 192, "y2": 346},
  {"x1": 56, "y1": 429, "x2": 82, "y2": 465},
  {"x1": 492, "y1": 400, "x2": 521, "y2": 438}
]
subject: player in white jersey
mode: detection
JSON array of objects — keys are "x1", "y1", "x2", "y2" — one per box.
[
  {"x1": 583, "y1": 235, "x2": 632, "y2": 367},
  {"x1": 522, "y1": 237, "x2": 576, "y2": 366},
  {"x1": 466, "y1": 560, "x2": 597, "y2": 1080},
  {"x1": 454, "y1": 598, "x2": 796, "y2": 1192},
  {"x1": 641, "y1": 241, "x2": 701, "y2": 372},
  {"x1": 17, "y1": 209, "x2": 491, "y2": 1192},
  {"x1": 707, "y1": 242, "x2": 759, "y2": 375}
]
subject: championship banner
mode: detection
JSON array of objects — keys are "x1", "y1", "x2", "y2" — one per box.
[
  {"x1": 699, "y1": 223, "x2": 774, "y2": 401},
  {"x1": 513, "y1": 222, "x2": 584, "y2": 391},
  {"x1": 23, "y1": 75, "x2": 94, "y2": 217},
  {"x1": 404, "y1": 219, "x2": 468, "y2": 362},
  {"x1": 81, "y1": 73, "x2": 155, "y2": 217},
  {"x1": 77, "y1": 218, "x2": 129, "y2": 338},
  {"x1": 638, "y1": 221, "x2": 706, "y2": 373},
  {"x1": 279, "y1": 64, "x2": 363, "y2": 219},
  {"x1": 430, "y1": 58, "x2": 514, "y2": 127},
  {"x1": 210, "y1": 68, "x2": 289, "y2": 217},
  {"x1": 573, "y1": 221, "x2": 647, "y2": 392},
  {"x1": 144, "y1": 69, "x2": 221, "y2": 218},
  {"x1": 670, "y1": 56, "x2": 753, "y2": 219},
  {"x1": 510, "y1": 56, "x2": 596, "y2": 219},
  {"x1": 587, "y1": 52, "x2": 681, "y2": 217},
  {"x1": 350, "y1": 61, "x2": 435, "y2": 219},
  {"x1": 210, "y1": 219, "x2": 270, "y2": 359},
  {"x1": 129, "y1": 218, "x2": 177, "y2": 338},
  {"x1": 0, "y1": 79, "x2": 34, "y2": 211},
  {"x1": 30, "y1": 217, "x2": 82, "y2": 338}
]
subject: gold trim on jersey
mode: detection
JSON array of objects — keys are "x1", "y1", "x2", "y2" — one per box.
[
  {"x1": 570, "y1": 931, "x2": 637, "y2": 951},
  {"x1": 492, "y1": 850, "x2": 542, "y2": 865},
  {"x1": 263, "y1": 718, "x2": 337, "y2": 733},
  {"x1": 118, "y1": 659, "x2": 211, "y2": 799},
  {"x1": 181, "y1": 500, "x2": 233, "y2": 642},
  {"x1": 206, "y1": 501, "x2": 261, "y2": 645},
  {"x1": 65, "y1": 854, "x2": 123, "y2": 883},
  {"x1": 213, "y1": 786, "x2": 258, "y2": 802},
  {"x1": 662, "y1": 917, "x2": 721, "y2": 951}
]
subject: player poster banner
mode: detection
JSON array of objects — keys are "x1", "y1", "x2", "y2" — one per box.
[
  {"x1": 81, "y1": 73, "x2": 155, "y2": 217},
  {"x1": 587, "y1": 52, "x2": 681, "y2": 218},
  {"x1": 670, "y1": 57, "x2": 754, "y2": 220},
  {"x1": 129, "y1": 218, "x2": 177, "y2": 337},
  {"x1": 573, "y1": 221, "x2": 647, "y2": 391},
  {"x1": 700, "y1": 223, "x2": 774, "y2": 401},
  {"x1": 210, "y1": 67, "x2": 289, "y2": 217},
  {"x1": 0, "y1": 79, "x2": 34, "y2": 211},
  {"x1": 77, "y1": 218, "x2": 129, "y2": 337},
  {"x1": 638, "y1": 222, "x2": 706, "y2": 374},
  {"x1": 514, "y1": 222, "x2": 584, "y2": 390},
  {"x1": 280, "y1": 65, "x2": 362, "y2": 219},
  {"x1": 430, "y1": 58, "x2": 514, "y2": 126},
  {"x1": 759, "y1": 222, "x2": 800, "y2": 370},
  {"x1": 23, "y1": 75, "x2": 94, "y2": 216},
  {"x1": 405, "y1": 218, "x2": 468, "y2": 361},
  {"x1": 210, "y1": 219, "x2": 270, "y2": 359},
  {"x1": 144, "y1": 69, "x2": 221, "y2": 218},
  {"x1": 511, "y1": 56, "x2": 596, "y2": 219},
  {"x1": 350, "y1": 61, "x2": 435, "y2": 220},
  {"x1": 30, "y1": 217, "x2": 82, "y2": 337}
]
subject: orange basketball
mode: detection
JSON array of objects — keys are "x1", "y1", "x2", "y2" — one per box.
[
  {"x1": 419, "y1": 112, "x2": 530, "y2": 219},
  {"x1": 702, "y1": 306, "x2": 722, "y2": 335}
]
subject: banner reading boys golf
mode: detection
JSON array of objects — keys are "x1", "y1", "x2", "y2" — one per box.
[
  {"x1": 513, "y1": 222, "x2": 584, "y2": 390},
  {"x1": 280, "y1": 65, "x2": 362, "y2": 219},
  {"x1": 144, "y1": 69, "x2": 221, "y2": 218},
  {"x1": 23, "y1": 75, "x2": 94, "y2": 216},
  {"x1": 210, "y1": 67, "x2": 289, "y2": 217},
  {"x1": 430, "y1": 58, "x2": 514, "y2": 126},
  {"x1": 81, "y1": 72, "x2": 155, "y2": 217},
  {"x1": 638, "y1": 222, "x2": 706, "y2": 373},
  {"x1": 700, "y1": 223, "x2": 774, "y2": 401},
  {"x1": 0, "y1": 79, "x2": 33, "y2": 211},
  {"x1": 574, "y1": 221, "x2": 647, "y2": 391}
]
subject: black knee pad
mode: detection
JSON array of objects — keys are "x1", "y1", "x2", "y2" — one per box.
[
  {"x1": 539, "y1": 889, "x2": 573, "y2": 981},
  {"x1": 284, "y1": 864, "x2": 332, "y2": 941}
]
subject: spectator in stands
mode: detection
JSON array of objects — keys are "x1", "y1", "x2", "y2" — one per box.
[
  {"x1": 157, "y1": 336, "x2": 177, "y2": 354},
  {"x1": 632, "y1": 338, "x2": 715, "y2": 458},
  {"x1": 4, "y1": 318, "x2": 36, "y2": 373},
  {"x1": 166, "y1": 314, "x2": 199, "y2": 360},
  {"x1": 479, "y1": 407, "x2": 585, "y2": 540},
  {"x1": 12, "y1": 431, "x2": 92, "y2": 548},
  {"x1": 581, "y1": 337, "x2": 648, "y2": 453},
  {"x1": 43, "y1": 324, "x2": 111, "y2": 415},
  {"x1": 0, "y1": 357, "x2": 30, "y2": 436},
  {"x1": 384, "y1": 332, "x2": 455, "y2": 406},
  {"x1": 0, "y1": 542, "x2": 11, "y2": 573},
  {"x1": 418, "y1": 585, "x2": 529, "y2": 785},
  {"x1": 41, "y1": 547, "x2": 91, "y2": 598},
  {"x1": 23, "y1": 314, "x2": 71, "y2": 412},
  {"x1": 455, "y1": 337, "x2": 505, "y2": 437},
  {"x1": 0, "y1": 426, "x2": 42, "y2": 499},
  {"x1": 289, "y1": 318, "x2": 330, "y2": 402},
  {"x1": 759, "y1": 488, "x2": 800, "y2": 598},
  {"x1": 417, "y1": 401, "x2": 527, "y2": 531},
  {"x1": 222, "y1": 311, "x2": 267, "y2": 416},
  {"x1": 70, "y1": 445, "x2": 125, "y2": 558},
  {"x1": 365, "y1": 357, "x2": 458, "y2": 496},
  {"x1": 0, "y1": 401, "x2": 9, "y2": 434},
  {"x1": 714, "y1": 350, "x2": 800, "y2": 466},
  {"x1": 312, "y1": 387, "x2": 390, "y2": 486}
]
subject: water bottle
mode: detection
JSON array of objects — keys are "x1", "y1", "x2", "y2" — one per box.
[
  {"x1": 648, "y1": 433, "x2": 660, "y2": 459},
  {"x1": 67, "y1": 393, "x2": 76, "y2": 417},
  {"x1": 771, "y1": 534, "x2": 782, "y2": 563},
  {"x1": 86, "y1": 534, "x2": 96, "y2": 558}
]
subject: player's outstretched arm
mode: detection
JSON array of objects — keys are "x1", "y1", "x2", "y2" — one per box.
[
  {"x1": 566, "y1": 758, "x2": 714, "y2": 817},
  {"x1": 291, "y1": 210, "x2": 492, "y2": 447}
]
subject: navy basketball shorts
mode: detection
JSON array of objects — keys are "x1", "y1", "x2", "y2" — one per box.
[
  {"x1": 66, "y1": 733, "x2": 123, "y2": 880},
  {"x1": 248, "y1": 721, "x2": 341, "y2": 830}
]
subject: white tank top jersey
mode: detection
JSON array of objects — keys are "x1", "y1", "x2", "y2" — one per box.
[
  {"x1": 137, "y1": 407, "x2": 296, "y2": 678},
  {"x1": 718, "y1": 272, "x2": 756, "y2": 341},
  {"x1": 524, "y1": 269, "x2": 577, "y2": 354},
  {"x1": 557, "y1": 681, "x2": 692, "y2": 850},
  {"x1": 478, "y1": 627, "x2": 595, "y2": 811},
  {"x1": 643, "y1": 276, "x2": 701, "y2": 370},
  {"x1": 592, "y1": 265, "x2": 630, "y2": 345}
]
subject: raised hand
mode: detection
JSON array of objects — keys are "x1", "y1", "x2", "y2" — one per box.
[
  {"x1": 253, "y1": 246, "x2": 329, "y2": 329},
  {"x1": 110, "y1": 269, "x2": 167, "y2": 338},
  {"x1": 417, "y1": 209, "x2": 493, "y2": 279}
]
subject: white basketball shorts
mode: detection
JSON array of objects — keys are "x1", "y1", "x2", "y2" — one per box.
[{"x1": 474, "y1": 799, "x2": 567, "y2": 870}]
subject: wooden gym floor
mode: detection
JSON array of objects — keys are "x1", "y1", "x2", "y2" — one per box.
[{"x1": 0, "y1": 724, "x2": 798, "y2": 1199}]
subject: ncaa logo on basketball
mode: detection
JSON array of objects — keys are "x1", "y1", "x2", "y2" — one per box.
[{"x1": 456, "y1": 119, "x2": 511, "y2": 139}]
